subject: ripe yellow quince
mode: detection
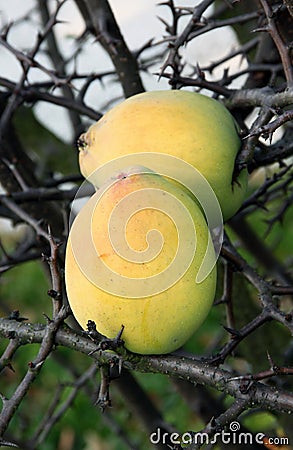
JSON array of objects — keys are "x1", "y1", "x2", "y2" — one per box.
[
  {"x1": 78, "y1": 90, "x2": 247, "y2": 221},
  {"x1": 65, "y1": 171, "x2": 216, "y2": 354}
]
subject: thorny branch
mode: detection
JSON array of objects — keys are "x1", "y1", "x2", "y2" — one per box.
[
  {"x1": 0, "y1": 0, "x2": 292, "y2": 448},
  {"x1": 259, "y1": 0, "x2": 293, "y2": 86},
  {"x1": 0, "y1": 307, "x2": 69, "y2": 437},
  {"x1": 37, "y1": 0, "x2": 83, "y2": 139},
  {"x1": 0, "y1": 1, "x2": 66, "y2": 140},
  {"x1": 77, "y1": 0, "x2": 145, "y2": 97},
  {"x1": 0, "y1": 318, "x2": 292, "y2": 415}
]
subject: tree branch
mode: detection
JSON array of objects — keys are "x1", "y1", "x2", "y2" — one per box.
[
  {"x1": 0, "y1": 319, "x2": 292, "y2": 415},
  {"x1": 259, "y1": 0, "x2": 293, "y2": 86},
  {"x1": 79, "y1": 0, "x2": 145, "y2": 97}
]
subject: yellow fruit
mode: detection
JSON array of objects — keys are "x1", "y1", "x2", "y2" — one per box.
[
  {"x1": 65, "y1": 171, "x2": 216, "y2": 354},
  {"x1": 78, "y1": 90, "x2": 247, "y2": 221}
]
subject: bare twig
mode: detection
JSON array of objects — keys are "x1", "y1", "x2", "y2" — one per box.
[
  {"x1": 37, "y1": 0, "x2": 83, "y2": 138},
  {"x1": 215, "y1": 261, "x2": 236, "y2": 332},
  {"x1": 259, "y1": 0, "x2": 293, "y2": 85},
  {"x1": 0, "y1": 307, "x2": 69, "y2": 436},
  {"x1": 229, "y1": 214, "x2": 292, "y2": 285},
  {"x1": 79, "y1": 0, "x2": 145, "y2": 97},
  {"x1": 159, "y1": 0, "x2": 214, "y2": 78},
  {"x1": 0, "y1": 197, "x2": 52, "y2": 242},
  {"x1": 244, "y1": 110, "x2": 293, "y2": 139},
  {"x1": 185, "y1": 399, "x2": 249, "y2": 450},
  {"x1": 157, "y1": 71, "x2": 232, "y2": 96},
  {"x1": 96, "y1": 365, "x2": 112, "y2": 411},
  {"x1": 29, "y1": 363, "x2": 98, "y2": 447},
  {"x1": 0, "y1": 1, "x2": 66, "y2": 139},
  {"x1": 236, "y1": 106, "x2": 273, "y2": 171},
  {"x1": 240, "y1": 164, "x2": 293, "y2": 214},
  {"x1": 0, "y1": 76, "x2": 101, "y2": 121},
  {"x1": 229, "y1": 362, "x2": 293, "y2": 383},
  {"x1": 0, "y1": 339, "x2": 19, "y2": 374},
  {"x1": 221, "y1": 234, "x2": 293, "y2": 332},
  {"x1": 225, "y1": 86, "x2": 293, "y2": 109},
  {"x1": 45, "y1": 228, "x2": 63, "y2": 317}
]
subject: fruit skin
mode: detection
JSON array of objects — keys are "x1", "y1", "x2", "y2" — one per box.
[
  {"x1": 65, "y1": 171, "x2": 216, "y2": 355},
  {"x1": 78, "y1": 90, "x2": 247, "y2": 221}
]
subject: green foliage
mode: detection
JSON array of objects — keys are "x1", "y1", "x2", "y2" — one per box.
[{"x1": 13, "y1": 106, "x2": 78, "y2": 178}]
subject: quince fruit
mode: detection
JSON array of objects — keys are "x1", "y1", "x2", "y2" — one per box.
[
  {"x1": 78, "y1": 90, "x2": 247, "y2": 220},
  {"x1": 65, "y1": 170, "x2": 216, "y2": 354}
]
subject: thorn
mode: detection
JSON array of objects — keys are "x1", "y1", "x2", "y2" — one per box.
[
  {"x1": 266, "y1": 351, "x2": 280, "y2": 373},
  {"x1": 252, "y1": 26, "x2": 269, "y2": 33},
  {"x1": 157, "y1": 15, "x2": 172, "y2": 31},
  {"x1": 195, "y1": 63, "x2": 205, "y2": 79},
  {"x1": 54, "y1": 19, "x2": 69, "y2": 26},
  {"x1": 99, "y1": 325, "x2": 125, "y2": 352},
  {"x1": 28, "y1": 360, "x2": 45, "y2": 371},
  {"x1": 223, "y1": 325, "x2": 241, "y2": 338}
]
